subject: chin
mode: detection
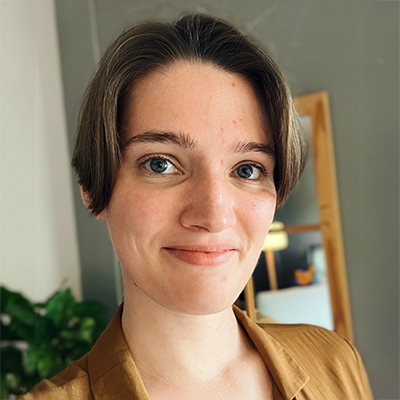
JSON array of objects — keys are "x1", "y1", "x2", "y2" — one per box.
[{"x1": 166, "y1": 285, "x2": 242, "y2": 316}]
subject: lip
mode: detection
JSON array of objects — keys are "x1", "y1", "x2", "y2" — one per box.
[
  {"x1": 163, "y1": 244, "x2": 237, "y2": 266},
  {"x1": 164, "y1": 244, "x2": 237, "y2": 252}
]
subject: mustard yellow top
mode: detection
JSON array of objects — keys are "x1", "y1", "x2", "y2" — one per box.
[{"x1": 19, "y1": 304, "x2": 373, "y2": 400}]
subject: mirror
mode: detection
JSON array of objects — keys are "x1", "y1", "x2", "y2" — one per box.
[{"x1": 244, "y1": 91, "x2": 353, "y2": 342}]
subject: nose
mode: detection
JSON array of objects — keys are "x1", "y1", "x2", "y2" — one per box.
[{"x1": 179, "y1": 172, "x2": 236, "y2": 233}]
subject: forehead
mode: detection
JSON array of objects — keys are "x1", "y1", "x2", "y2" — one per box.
[{"x1": 119, "y1": 61, "x2": 271, "y2": 146}]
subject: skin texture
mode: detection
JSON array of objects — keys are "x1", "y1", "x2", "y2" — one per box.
[{"x1": 84, "y1": 62, "x2": 276, "y2": 399}]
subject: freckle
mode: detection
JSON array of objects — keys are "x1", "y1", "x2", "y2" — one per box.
[{"x1": 232, "y1": 83, "x2": 235, "y2": 87}]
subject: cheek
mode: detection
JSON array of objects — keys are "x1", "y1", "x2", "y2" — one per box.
[
  {"x1": 108, "y1": 186, "x2": 179, "y2": 235},
  {"x1": 256, "y1": 196, "x2": 276, "y2": 225},
  {"x1": 240, "y1": 194, "x2": 276, "y2": 245}
]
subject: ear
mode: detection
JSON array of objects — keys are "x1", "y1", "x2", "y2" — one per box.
[{"x1": 80, "y1": 186, "x2": 107, "y2": 221}]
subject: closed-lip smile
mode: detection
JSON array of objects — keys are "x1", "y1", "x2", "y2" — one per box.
[
  {"x1": 164, "y1": 244, "x2": 237, "y2": 252},
  {"x1": 163, "y1": 244, "x2": 237, "y2": 266}
]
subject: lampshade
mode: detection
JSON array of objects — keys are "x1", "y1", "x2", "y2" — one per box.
[{"x1": 262, "y1": 221, "x2": 289, "y2": 252}]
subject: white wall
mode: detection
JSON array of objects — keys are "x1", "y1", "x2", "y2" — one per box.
[{"x1": 0, "y1": 0, "x2": 81, "y2": 302}]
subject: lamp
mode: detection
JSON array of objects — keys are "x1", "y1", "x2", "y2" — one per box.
[{"x1": 262, "y1": 221, "x2": 289, "y2": 291}]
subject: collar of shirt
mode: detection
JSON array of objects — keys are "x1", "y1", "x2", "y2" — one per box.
[{"x1": 87, "y1": 304, "x2": 309, "y2": 400}]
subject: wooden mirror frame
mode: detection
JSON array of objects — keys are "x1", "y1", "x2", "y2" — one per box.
[{"x1": 244, "y1": 91, "x2": 354, "y2": 342}]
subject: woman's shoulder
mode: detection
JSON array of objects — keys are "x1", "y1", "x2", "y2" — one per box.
[
  {"x1": 17, "y1": 353, "x2": 92, "y2": 400},
  {"x1": 258, "y1": 321, "x2": 358, "y2": 366},
  {"x1": 258, "y1": 321, "x2": 348, "y2": 347},
  {"x1": 256, "y1": 321, "x2": 373, "y2": 399}
]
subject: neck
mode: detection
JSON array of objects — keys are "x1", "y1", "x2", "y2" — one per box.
[{"x1": 121, "y1": 282, "x2": 245, "y2": 387}]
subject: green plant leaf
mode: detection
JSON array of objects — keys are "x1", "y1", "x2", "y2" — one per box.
[
  {"x1": 1, "y1": 286, "x2": 14, "y2": 313},
  {"x1": 59, "y1": 328, "x2": 92, "y2": 343},
  {"x1": 74, "y1": 301, "x2": 108, "y2": 318},
  {"x1": 25, "y1": 345, "x2": 38, "y2": 374},
  {"x1": 0, "y1": 374, "x2": 9, "y2": 399},
  {"x1": 45, "y1": 289, "x2": 76, "y2": 327},
  {"x1": 2, "y1": 289, "x2": 36, "y2": 326},
  {"x1": 1, "y1": 286, "x2": 110, "y2": 394},
  {"x1": 25, "y1": 344, "x2": 56, "y2": 379},
  {"x1": 80, "y1": 316, "x2": 95, "y2": 330},
  {"x1": 37, "y1": 352, "x2": 54, "y2": 378},
  {"x1": 34, "y1": 316, "x2": 57, "y2": 344},
  {"x1": 5, "y1": 372, "x2": 20, "y2": 391},
  {"x1": 10, "y1": 320, "x2": 35, "y2": 342}
]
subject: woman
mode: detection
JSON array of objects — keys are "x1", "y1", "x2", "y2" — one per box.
[{"x1": 22, "y1": 14, "x2": 373, "y2": 399}]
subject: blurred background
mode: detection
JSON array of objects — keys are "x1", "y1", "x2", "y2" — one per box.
[{"x1": 1, "y1": 0, "x2": 399, "y2": 398}]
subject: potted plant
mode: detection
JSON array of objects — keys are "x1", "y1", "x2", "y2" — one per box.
[{"x1": 0, "y1": 286, "x2": 109, "y2": 398}]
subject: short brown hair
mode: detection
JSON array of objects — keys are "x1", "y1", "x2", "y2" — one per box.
[{"x1": 72, "y1": 14, "x2": 307, "y2": 216}]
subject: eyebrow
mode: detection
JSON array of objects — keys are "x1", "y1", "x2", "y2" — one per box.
[
  {"x1": 123, "y1": 130, "x2": 275, "y2": 159},
  {"x1": 233, "y1": 140, "x2": 275, "y2": 159},
  {"x1": 124, "y1": 130, "x2": 197, "y2": 149}
]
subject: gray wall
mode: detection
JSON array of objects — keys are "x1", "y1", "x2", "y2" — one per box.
[{"x1": 55, "y1": 0, "x2": 399, "y2": 398}]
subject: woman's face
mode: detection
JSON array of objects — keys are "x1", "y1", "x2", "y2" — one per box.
[{"x1": 97, "y1": 62, "x2": 276, "y2": 315}]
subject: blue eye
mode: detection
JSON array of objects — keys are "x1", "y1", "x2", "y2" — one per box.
[
  {"x1": 236, "y1": 164, "x2": 263, "y2": 180},
  {"x1": 142, "y1": 157, "x2": 178, "y2": 174},
  {"x1": 150, "y1": 158, "x2": 168, "y2": 173}
]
